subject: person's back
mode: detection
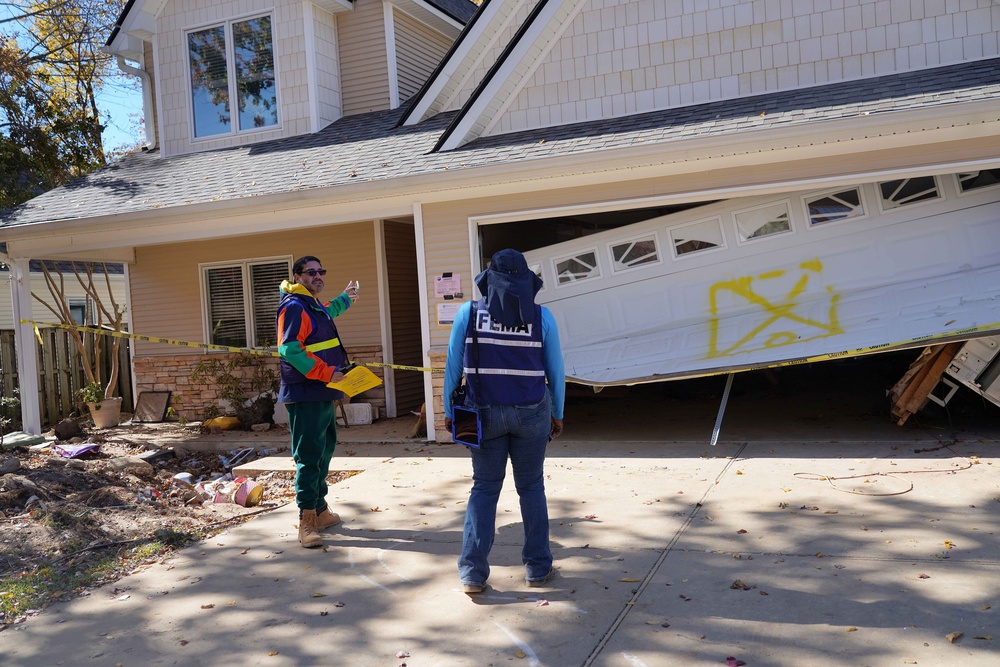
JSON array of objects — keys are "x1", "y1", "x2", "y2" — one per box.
[{"x1": 444, "y1": 248, "x2": 565, "y2": 594}]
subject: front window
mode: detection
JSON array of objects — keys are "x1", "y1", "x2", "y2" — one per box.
[
  {"x1": 188, "y1": 15, "x2": 278, "y2": 139},
  {"x1": 202, "y1": 259, "x2": 290, "y2": 348}
]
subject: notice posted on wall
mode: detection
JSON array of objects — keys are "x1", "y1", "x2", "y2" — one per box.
[
  {"x1": 437, "y1": 301, "x2": 462, "y2": 328},
  {"x1": 435, "y1": 273, "x2": 462, "y2": 298}
]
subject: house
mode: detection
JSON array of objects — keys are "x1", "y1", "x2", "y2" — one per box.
[
  {"x1": 1, "y1": 0, "x2": 998, "y2": 437},
  {"x1": 0, "y1": 260, "x2": 126, "y2": 330}
]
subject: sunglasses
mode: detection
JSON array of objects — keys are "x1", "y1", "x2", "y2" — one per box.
[{"x1": 300, "y1": 269, "x2": 327, "y2": 277}]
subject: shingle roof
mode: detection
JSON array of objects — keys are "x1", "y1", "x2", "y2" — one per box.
[
  {"x1": 2, "y1": 57, "x2": 998, "y2": 228},
  {"x1": 425, "y1": 0, "x2": 479, "y2": 23}
]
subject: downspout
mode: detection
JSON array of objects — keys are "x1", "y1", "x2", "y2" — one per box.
[{"x1": 115, "y1": 55, "x2": 156, "y2": 150}]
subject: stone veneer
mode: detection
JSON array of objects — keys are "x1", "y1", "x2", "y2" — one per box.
[
  {"x1": 428, "y1": 349, "x2": 453, "y2": 443},
  {"x1": 133, "y1": 345, "x2": 385, "y2": 421}
]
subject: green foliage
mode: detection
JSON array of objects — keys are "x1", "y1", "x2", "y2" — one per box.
[
  {"x1": 0, "y1": 389, "x2": 21, "y2": 431},
  {"x1": 189, "y1": 352, "x2": 279, "y2": 429},
  {"x1": 0, "y1": 1, "x2": 130, "y2": 208},
  {"x1": 76, "y1": 380, "x2": 106, "y2": 405}
]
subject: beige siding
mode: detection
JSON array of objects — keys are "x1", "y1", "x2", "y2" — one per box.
[
  {"x1": 393, "y1": 10, "x2": 451, "y2": 104},
  {"x1": 313, "y1": 5, "x2": 342, "y2": 127},
  {"x1": 383, "y1": 220, "x2": 423, "y2": 415},
  {"x1": 494, "y1": 0, "x2": 1000, "y2": 135},
  {"x1": 338, "y1": 0, "x2": 391, "y2": 115},
  {"x1": 155, "y1": 0, "x2": 314, "y2": 157},
  {"x1": 0, "y1": 272, "x2": 126, "y2": 330},
  {"x1": 130, "y1": 223, "x2": 382, "y2": 359}
]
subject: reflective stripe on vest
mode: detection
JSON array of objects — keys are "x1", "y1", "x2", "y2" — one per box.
[{"x1": 305, "y1": 337, "x2": 340, "y2": 353}]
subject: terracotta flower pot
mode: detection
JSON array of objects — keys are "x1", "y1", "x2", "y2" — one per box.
[{"x1": 87, "y1": 397, "x2": 123, "y2": 428}]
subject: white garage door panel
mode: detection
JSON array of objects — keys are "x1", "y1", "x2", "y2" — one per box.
[{"x1": 523, "y1": 183, "x2": 1000, "y2": 385}]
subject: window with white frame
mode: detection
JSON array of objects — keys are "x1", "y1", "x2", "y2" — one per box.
[
  {"x1": 188, "y1": 15, "x2": 278, "y2": 139},
  {"x1": 669, "y1": 217, "x2": 725, "y2": 257},
  {"x1": 554, "y1": 250, "x2": 600, "y2": 285},
  {"x1": 202, "y1": 258, "x2": 290, "y2": 348},
  {"x1": 610, "y1": 235, "x2": 659, "y2": 272},
  {"x1": 804, "y1": 187, "x2": 865, "y2": 226},
  {"x1": 878, "y1": 176, "x2": 939, "y2": 210},
  {"x1": 734, "y1": 201, "x2": 792, "y2": 243},
  {"x1": 957, "y1": 169, "x2": 1000, "y2": 194}
]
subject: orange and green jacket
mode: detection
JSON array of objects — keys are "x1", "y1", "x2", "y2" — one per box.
[{"x1": 276, "y1": 280, "x2": 352, "y2": 403}]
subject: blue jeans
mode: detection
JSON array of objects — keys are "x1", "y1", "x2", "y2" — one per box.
[{"x1": 458, "y1": 398, "x2": 552, "y2": 586}]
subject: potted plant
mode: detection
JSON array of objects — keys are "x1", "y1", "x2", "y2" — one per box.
[
  {"x1": 77, "y1": 380, "x2": 122, "y2": 429},
  {"x1": 33, "y1": 262, "x2": 127, "y2": 428}
]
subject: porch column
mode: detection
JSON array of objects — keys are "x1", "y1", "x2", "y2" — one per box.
[
  {"x1": 9, "y1": 258, "x2": 41, "y2": 434},
  {"x1": 413, "y1": 202, "x2": 436, "y2": 442}
]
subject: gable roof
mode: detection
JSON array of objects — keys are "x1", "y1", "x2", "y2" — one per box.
[{"x1": 2, "y1": 57, "x2": 998, "y2": 232}]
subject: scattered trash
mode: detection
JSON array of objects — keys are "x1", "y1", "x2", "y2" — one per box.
[
  {"x1": 203, "y1": 416, "x2": 240, "y2": 430},
  {"x1": 946, "y1": 631, "x2": 963, "y2": 643},
  {"x1": 220, "y1": 448, "x2": 254, "y2": 469},
  {"x1": 53, "y1": 443, "x2": 100, "y2": 458}
]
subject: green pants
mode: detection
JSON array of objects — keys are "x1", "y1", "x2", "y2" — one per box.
[{"x1": 286, "y1": 401, "x2": 338, "y2": 512}]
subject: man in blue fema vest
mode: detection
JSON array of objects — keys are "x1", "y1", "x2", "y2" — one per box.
[{"x1": 444, "y1": 248, "x2": 566, "y2": 594}]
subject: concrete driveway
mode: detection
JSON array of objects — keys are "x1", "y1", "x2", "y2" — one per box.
[{"x1": 6, "y1": 427, "x2": 999, "y2": 666}]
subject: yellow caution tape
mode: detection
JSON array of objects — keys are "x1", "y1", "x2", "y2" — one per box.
[
  {"x1": 23, "y1": 318, "x2": 999, "y2": 385},
  {"x1": 20, "y1": 320, "x2": 444, "y2": 373}
]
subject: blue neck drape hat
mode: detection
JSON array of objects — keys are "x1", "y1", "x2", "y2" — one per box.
[{"x1": 474, "y1": 248, "x2": 544, "y2": 328}]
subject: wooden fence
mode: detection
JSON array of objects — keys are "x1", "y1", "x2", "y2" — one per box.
[{"x1": 0, "y1": 328, "x2": 133, "y2": 430}]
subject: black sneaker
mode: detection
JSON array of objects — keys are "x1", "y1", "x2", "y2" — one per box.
[{"x1": 526, "y1": 567, "x2": 556, "y2": 588}]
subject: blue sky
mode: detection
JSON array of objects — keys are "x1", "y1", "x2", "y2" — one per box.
[{"x1": 0, "y1": 5, "x2": 145, "y2": 155}]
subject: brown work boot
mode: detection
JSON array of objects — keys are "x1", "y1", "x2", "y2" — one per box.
[
  {"x1": 297, "y1": 510, "x2": 323, "y2": 548},
  {"x1": 316, "y1": 505, "x2": 341, "y2": 530}
]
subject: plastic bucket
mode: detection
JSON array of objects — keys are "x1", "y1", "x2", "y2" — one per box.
[{"x1": 233, "y1": 478, "x2": 263, "y2": 507}]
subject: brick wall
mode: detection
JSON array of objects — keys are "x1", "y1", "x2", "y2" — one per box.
[{"x1": 429, "y1": 349, "x2": 452, "y2": 442}]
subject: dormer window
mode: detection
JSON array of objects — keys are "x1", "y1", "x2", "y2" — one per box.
[{"x1": 187, "y1": 15, "x2": 278, "y2": 139}]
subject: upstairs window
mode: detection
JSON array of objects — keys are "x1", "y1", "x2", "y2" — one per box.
[
  {"x1": 188, "y1": 15, "x2": 278, "y2": 139},
  {"x1": 202, "y1": 259, "x2": 290, "y2": 348}
]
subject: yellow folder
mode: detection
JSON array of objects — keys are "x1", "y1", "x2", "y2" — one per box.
[{"x1": 327, "y1": 365, "x2": 382, "y2": 397}]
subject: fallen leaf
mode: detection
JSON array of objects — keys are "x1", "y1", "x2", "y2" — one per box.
[
  {"x1": 200, "y1": 604, "x2": 215, "y2": 609},
  {"x1": 730, "y1": 580, "x2": 755, "y2": 590},
  {"x1": 619, "y1": 578, "x2": 641, "y2": 583},
  {"x1": 319, "y1": 611, "x2": 329, "y2": 616},
  {"x1": 846, "y1": 627, "x2": 858, "y2": 632},
  {"x1": 917, "y1": 574, "x2": 930, "y2": 579},
  {"x1": 944, "y1": 540, "x2": 955, "y2": 549},
  {"x1": 725, "y1": 658, "x2": 747, "y2": 667},
  {"x1": 946, "y1": 632, "x2": 963, "y2": 643},
  {"x1": 737, "y1": 529, "x2": 748, "y2": 534},
  {"x1": 584, "y1": 514, "x2": 597, "y2": 519},
  {"x1": 178, "y1": 640, "x2": 189, "y2": 645},
  {"x1": 515, "y1": 649, "x2": 526, "y2": 658},
  {"x1": 735, "y1": 470, "x2": 743, "y2": 475},
  {"x1": 312, "y1": 593, "x2": 326, "y2": 598},
  {"x1": 973, "y1": 636, "x2": 992, "y2": 640},
  {"x1": 982, "y1": 604, "x2": 992, "y2": 610},
  {"x1": 268, "y1": 651, "x2": 278, "y2": 656}
]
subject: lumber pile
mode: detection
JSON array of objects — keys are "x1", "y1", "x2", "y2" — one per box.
[{"x1": 889, "y1": 342, "x2": 963, "y2": 425}]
